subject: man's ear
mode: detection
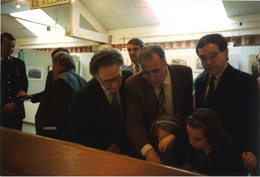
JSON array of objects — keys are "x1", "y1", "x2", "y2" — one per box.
[{"x1": 224, "y1": 49, "x2": 228, "y2": 60}]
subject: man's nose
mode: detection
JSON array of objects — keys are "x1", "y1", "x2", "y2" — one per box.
[
  {"x1": 206, "y1": 58, "x2": 213, "y2": 65},
  {"x1": 111, "y1": 80, "x2": 120, "y2": 88}
]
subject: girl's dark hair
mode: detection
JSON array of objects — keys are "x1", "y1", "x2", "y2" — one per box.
[
  {"x1": 186, "y1": 108, "x2": 232, "y2": 152},
  {"x1": 150, "y1": 114, "x2": 187, "y2": 146}
]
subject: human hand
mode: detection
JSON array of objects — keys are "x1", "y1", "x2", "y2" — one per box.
[
  {"x1": 242, "y1": 151, "x2": 257, "y2": 171},
  {"x1": 145, "y1": 148, "x2": 161, "y2": 164},
  {"x1": 158, "y1": 134, "x2": 176, "y2": 153},
  {"x1": 3, "y1": 102, "x2": 16, "y2": 115},
  {"x1": 16, "y1": 90, "x2": 32, "y2": 100},
  {"x1": 107, "y1": 143, "x2": 121, "y2": 154}
]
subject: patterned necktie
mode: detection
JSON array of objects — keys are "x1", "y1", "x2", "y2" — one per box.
[
  {"x1": 158, "y1": 84, "x2": 166, "y2": 116},
  {"x1": 135, "y1": 65, "x2": 140, "y2": 74},
  {"x1": 205, "y1": 75, "x2": 216, "y2": 103},
  {"x1": 111, "y1": 92, "x2": 122, "y2": 121}
]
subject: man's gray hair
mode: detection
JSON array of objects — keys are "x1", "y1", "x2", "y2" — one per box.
[
  {"x1": 52, "y1": 52, "x2": 76, "y2": 71},
  {"x1": 90, "y1": 48, "x2": 124, "y2": 76}
]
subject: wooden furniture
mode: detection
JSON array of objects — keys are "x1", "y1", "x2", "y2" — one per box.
[{"x1": 0, "y1": 126, "x2": 199, "y2": 176}]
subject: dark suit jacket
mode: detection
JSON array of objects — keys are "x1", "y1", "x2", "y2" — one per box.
[
  {"x1": 70, "y1": 69, "x2": 136, "y2": 155},
  {"x1": 195, "y1": 63, "x2": 259, "y2": 158},
  {"x1": 31, "y1": 70, "x2": 53, "y2": 103},
  {"x1": 125, "y1": 65, "x2": 193, "y2": 153},
  {"x1": 1, "y1": 56, "x2": 28, "y2": 129},
  {"x1": 36, "y1": 69, "x2": 86, "y2": 141}
]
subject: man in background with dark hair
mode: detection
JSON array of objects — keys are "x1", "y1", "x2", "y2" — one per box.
[
  {"x1": 125, "y1": 38, "x2": 145, "y2": 74},
  {"x1": 1, "y1": 32, "x2": 28, "y2": 130},
  {"x1": 70, "y1": 48, "x2": 137, "y2": 157},
  {"x1": 194, "y1": 33, "x2": 259, "y2": 175}
]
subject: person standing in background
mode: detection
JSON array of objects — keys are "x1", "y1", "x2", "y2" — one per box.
[
  {"x1": 16, "y1": 48, "x2": 71, "y2": 138},
  {"x1": 1, "y1": 32, "x2": 28, "y2": 130},
  {"x1": 125, "y1": 38, "x2": 145, "y2": 74},
  {"x1": 16, "y1": 48, "x2": 70, "y2": 103},
  {"x1": 46, "y1": 52, "x2": 86, "y2": 141}
]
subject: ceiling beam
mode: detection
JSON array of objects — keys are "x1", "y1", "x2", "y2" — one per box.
[{"x1": 65, "y1": 0, "x2": 108, "y2": 44}]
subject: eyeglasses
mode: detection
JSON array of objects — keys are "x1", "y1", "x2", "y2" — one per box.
[
  {"x1": 142, "y1": 65, "x2": 165, "y2": 78},
  {"x1": 199, "y1": 52, "x2": 223, "y2": 62},
  {"x1": 99, "y1": 73, "x2": 123, "y2": 87}
]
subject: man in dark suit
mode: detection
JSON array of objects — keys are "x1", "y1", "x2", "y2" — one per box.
[
  {"x1": 70, "y1": 48, "x2": 136, "y2": 157},
  {"x1": 16, "y1": 48, "x2": 70, "y2": 103},
  {"x1": 35, "y1": 51, "x2": 86, "y2": 141},
  {"x1": 16, "y1": 48, "x2": 73, "y2": 139},
  {"x1": 125, "y1": 38, "x2": 144, "y2": 74},
  {"x1": 194, "y1": 33, "x2": 259, "y2": 174},
  {"x1": 125, "y1": 44, "x2": 193, "y2": 163},
  {"x1": 1, "y1": 32, "x2": 28, "y2": 130}
]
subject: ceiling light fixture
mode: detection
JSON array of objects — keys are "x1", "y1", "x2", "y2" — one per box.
[{"x1": 16, "y1": 0, "x2": 20, "y2": 8}]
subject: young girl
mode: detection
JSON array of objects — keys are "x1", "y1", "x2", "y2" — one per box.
[
  {"x1": 150, "y1": 114, "x2": 189, "y2": 168},
  {"x1": 186, "y1": 108, "x2": 247, "y2": 175}
]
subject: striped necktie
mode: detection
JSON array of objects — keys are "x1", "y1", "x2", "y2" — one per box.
[
  {"x1": 135, "y1": 65, "x2": 140, "y2": 74},
  {"x1": 158, "y1": 84, "x2": 166, "y2": 116}
]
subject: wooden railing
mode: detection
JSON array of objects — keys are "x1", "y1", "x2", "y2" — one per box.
[{"x1": 0, "y1": 126, "x2": 199, "y2": 176}]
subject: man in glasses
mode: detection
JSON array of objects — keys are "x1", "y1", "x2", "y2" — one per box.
[
  {"x1": 70, "y1": 48, "x2": 137, "y2": 157},
  {"x1": 125, "y1": 44, "x2": 193, "y2": 163},
  {"x1": 125, "y1": 38, "x2": 145, "y2": 74},
  {"x1": 194, "y1": 33, "x2": 259, "y2": 175}
]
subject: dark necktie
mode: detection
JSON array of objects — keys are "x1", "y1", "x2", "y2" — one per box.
[
  {"x1": 205, "y1": 75, "x2": 216, "y2": 103},
  {"x1": 111, "y1": 92, "x2": 122, "y2": 121},
  {"x1": 135, "y1": 65, "x2": 140, "y2": 74},
  {"x1": 158, "y1": 84, "x2": 166, "y2": 116}
]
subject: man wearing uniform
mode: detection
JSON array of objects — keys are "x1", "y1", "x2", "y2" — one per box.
[{"x1": 1, "y1": 32, "x2": 28, "y2": 130}]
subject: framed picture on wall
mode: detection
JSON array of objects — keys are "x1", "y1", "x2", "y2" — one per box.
[
  {"x1": 249, "y1": 54, "x2": 259, "y2": 79},
  {"x1": 192, "y1": 56, "x2": 204, "y2": 73},
  {"x1": 169, "y1": 56, "x2": 191, "y2": 67},
  {"x1": 26, "y1": 66, "x2": 44, "y2": 80}
]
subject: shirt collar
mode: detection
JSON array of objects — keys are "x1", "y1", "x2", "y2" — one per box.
[
  {"x1": 211, "y1": 62, "x2": 228, "y2": 80},
  {"x1": 100, "y1": 84, "x2": 111, "y2": 97},
  {"x1": 163, "y1": 66, "x2": 171, "y2": 85},
  {"x1": 133, "y1": 63, "x2": 140, "y2": 69}
]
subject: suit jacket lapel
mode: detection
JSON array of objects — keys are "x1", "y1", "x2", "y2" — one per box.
[
  {"x1": 142, "y1": 79, "x2": 158, "y2": 117},
  {"x1": 195, "y1": 73, "x2": 209, "y2": 108},
  {"x1": 215, "y1": 63, "x2": 233, "y2": 94},
  {"x1": 93, "y1": 78, "x2": 111, "y2": 109},
  {"x1": 168, "y1": 65, "x2": 181, "y2": 114}
]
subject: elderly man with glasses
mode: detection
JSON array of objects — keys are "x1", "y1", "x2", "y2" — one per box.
[
  {"x1": 125, "y1": 44, "x2": 193, "y2": 164},
  {"x1": 194, "y1": 33, "x2": 259, "y2": 175},
  {"x1": 70, "y1": 48, "x2": 137, "y2": 157}
]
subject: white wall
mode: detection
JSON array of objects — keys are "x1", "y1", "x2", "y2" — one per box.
[{"x1": 71, "y1": 52, "x2": 95, "y2": 81}]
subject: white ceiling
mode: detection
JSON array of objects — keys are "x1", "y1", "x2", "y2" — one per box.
[{"x1": 1, "y1": 0, "x2": 260, "y2": 40}]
